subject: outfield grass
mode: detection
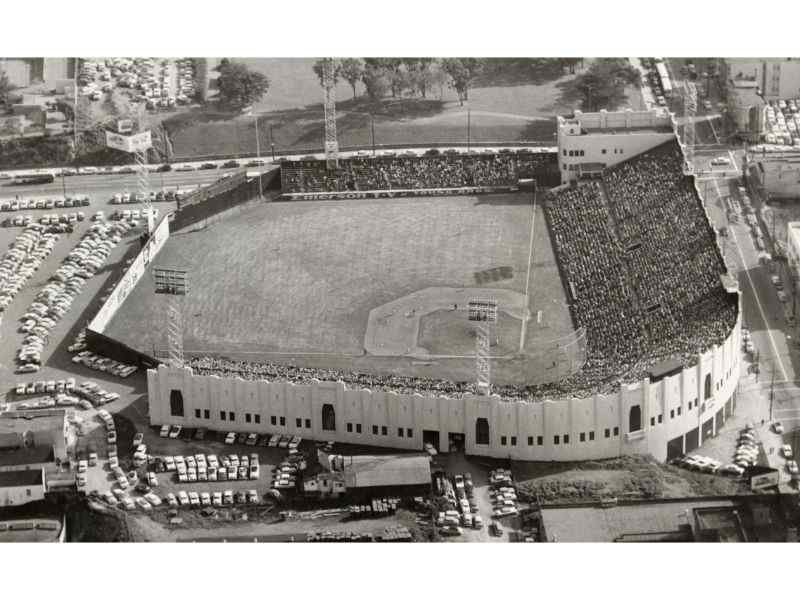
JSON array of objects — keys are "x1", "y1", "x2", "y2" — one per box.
[{"x1": 105, "y1": 193, "x2": 573, "y2": 380}]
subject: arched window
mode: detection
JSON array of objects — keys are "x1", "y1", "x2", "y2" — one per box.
[
  {"x1": 475, "y1": 418, "x2": 490, "y2": 445},
  {"x1": 169, "y1": 390, "x2": 184, "y2": 417},
  {"x1": 704, "y1": 374, "x2": 712, "y2": 400},
  {"x1": 629, "y1": 405, "x2": 642, "y2": 433},
  {"x1": 322, "y1": 404, "x2": 336, "y2": 432}
]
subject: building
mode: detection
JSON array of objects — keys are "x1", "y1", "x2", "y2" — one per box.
[
  {"x1": 0, "y1": 410, "x2": 69, "y2": 461},
  {"x1": 0, "y1": 58, "x2": 75, "y2": 89},
  {"x1": 725, "y1": 59, "x2": 800, "y2": 100},
  {"x1": 557, "y1": 108, "x2": 676, "y2": 183},
  {"x1": 303, "y1": 451, "x2": 431, "y2": 499},
  {"x1": 146, "y1": 109, "x2": 740, "y2": 464},
  {"x1": 0, "y1": 445, "x2": 56, "y2": 473},
  {"x1": 0, "y1": 468, "x2": 45, "y2": 507}
]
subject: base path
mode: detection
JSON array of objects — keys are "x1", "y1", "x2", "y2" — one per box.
[{"x1": 364, "y1": 286, "x2": 530, "y2": 358}]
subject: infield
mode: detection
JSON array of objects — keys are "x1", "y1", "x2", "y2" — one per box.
[{"x1": 103, "y1": 192, "x2": 575, "y2": 381}]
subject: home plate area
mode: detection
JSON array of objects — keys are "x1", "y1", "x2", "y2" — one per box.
[{"x1": 364, "y1": 287, "x2": 530, "y2": 358}]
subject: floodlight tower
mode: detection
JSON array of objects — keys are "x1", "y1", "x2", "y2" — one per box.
[
  {"x1": 469, "y1": 299, "x2": 498, "y2": 396},
  {"x1": 322, "y1": 58, "x2": 339, "y2": 169},
  {"x1": 683, "y1": 80, "x2": 697, "y2": 175},
  {"x1": 154, "y1": 267, "x2": 189, "y2": 367},
  {"x1": 135, "y1": 104, "x2": 154, "y2": 233}
]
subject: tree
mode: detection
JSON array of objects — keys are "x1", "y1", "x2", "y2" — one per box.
[
  {"x1": 312, "y1": 58, "x2": 340, "y2": 87},
  {"x1": 441, "y1": 58, "x2": 485, "y2": 105},
  {"x1": 364, "y1": 58, "x2": 406, "y2": 98},
  {"x1": 568, "y1": 59, "x2": 639, "y2": 111},
  {"x1": 0, "y1": 70, "x2": 13, "y2": 106},
  {"x1": 216, "y1": 61, "x2": 270, "y2": 110},
  {"x1": 404, "y1": 58, "x2": 436, "y2": 99},
  {"x1": 338, "y1": 58, "x2": 364, "y2": 99},
  {"x1": 361, "y1": 61, "x2": 389, "y2": 101}
]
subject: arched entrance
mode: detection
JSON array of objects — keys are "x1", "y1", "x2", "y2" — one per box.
[
  {"x1": 322, "y1": 403, "x2": 336, "y2": 432},
  {"x1": 475, "y1": 418, "x2": 490, "y2": 445},
  {"x1": 629, "y1": 405, "x2": 642, "y2": 433}
]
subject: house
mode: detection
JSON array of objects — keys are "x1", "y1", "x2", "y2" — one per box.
[
  {"x1": 0, "y1": 410, "x2": 69, "y2": 461},
  {"x1": 0, "y1": 468, "x2": 46, "y2": 506}
]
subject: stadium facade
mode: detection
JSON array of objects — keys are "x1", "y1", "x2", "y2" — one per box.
[
  {"x1": 557, "y1": 108, "x2": 676, "y2": 183},
  {"x1": 145, "y1": 107, "x2": 742, "y2": 463}
]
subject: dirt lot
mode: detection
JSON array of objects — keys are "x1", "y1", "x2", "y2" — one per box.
[{"x1": 513, "y1": 455, "x2": 748, "y2": 505}]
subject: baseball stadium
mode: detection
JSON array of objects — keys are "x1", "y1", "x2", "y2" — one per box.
[{"x1": 86, "y1": 107, "x2": 742, "y2": 463}]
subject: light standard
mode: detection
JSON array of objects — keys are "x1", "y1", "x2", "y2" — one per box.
[{"x1": 269, "y1": 123, "x2": 275, "y2": 161}]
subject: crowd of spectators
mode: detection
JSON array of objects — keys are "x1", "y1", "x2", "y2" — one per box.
[
  {"x1": 189, "y1": 140, "x2": 736, "y2": 403},
  {"x1": 544, "y1": 140, "x2": 737, "y2": 391},
  {"x1": 187, "y1": 356, "x2": 590, "y2": 403},
  {"x1": 281, "y1": 152, "x2": 556, "y2": 194}
]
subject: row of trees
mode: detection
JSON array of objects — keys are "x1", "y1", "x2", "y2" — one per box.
[
  {"x1": 312, "y1": 58, "x2": 488, "y2": 105},
  {"x1": 312, "y1": 58, "x2": 590, "y2": 106}
]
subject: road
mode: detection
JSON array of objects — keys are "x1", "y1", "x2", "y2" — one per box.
[{"x1": 0, "y1": 168, "x2": 262, "y2": 200}]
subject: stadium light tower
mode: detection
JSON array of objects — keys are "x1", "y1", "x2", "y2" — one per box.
[
  {"x1": 469, "y1": 299, "x2": 498, "y2": 396},
  {"x1": 135, "y1": 103, "x2": 154, "y2": 233},
  {"x1": 682, "y1": 80, "x2": 697, "y2": 175},
  {"x1": 322, "y1": 57, "x2": 339, "y2": 169},
  {"x1": 154, "y1": 267, "x2": 189, "y2": 367}
]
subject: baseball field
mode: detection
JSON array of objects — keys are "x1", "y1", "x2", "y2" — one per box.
[{"x1": 103, "y1": 192, "x2": 576, "y2": 384}]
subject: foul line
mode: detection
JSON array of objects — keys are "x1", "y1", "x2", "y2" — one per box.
[
  {"x1": 718, "y1": 178, "x2": 788, "y2": 381},
  {"x1": 519, "y1": 189, "x2": 537, "y2": 351}
]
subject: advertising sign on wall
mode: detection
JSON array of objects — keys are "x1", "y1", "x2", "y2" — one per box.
[
  {"x1": 281, "y1": 186, "x2": 520, "y2": 202},
  {"x1": 750, "y1": 468, "x2": 780, "y2": 491},
  {"x1": 105, "y1": 130, "x2": 152, "y2": 153}
]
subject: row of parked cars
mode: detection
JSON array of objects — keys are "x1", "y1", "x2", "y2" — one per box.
[
  {"x1": 4, "y1": 212, "x2": 86, "y2": 228},
  {"x1": 0, "y1": 196, "x2": 91, "y2": 212},
  {"x1": 161, "y1": 452, "x2": 262, "y2": 483},
  {"x1": 1, "y1": 226, "x2": 59, "y2": 327},
  {"x1": 71, "y1": 351, "x2": 138, "y2": 378},
  {"x1": 15, "y1": 222, "x2": 128, "y2": 371},
  {"x1": 488, "y1": 468, "x2": 519, "y2": 519}
]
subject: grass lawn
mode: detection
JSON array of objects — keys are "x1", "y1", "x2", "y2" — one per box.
[
  {"x1": 105, "y1": 193, "x2": 573, "y2": 381},
  {"x1": 164, "y1": 57, "x2": 590, "y2": 160}
]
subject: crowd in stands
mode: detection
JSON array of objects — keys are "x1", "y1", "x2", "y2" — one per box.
[
  {"x1": 188, "y1": 140, "x2": 736, "y2": 403},
  {"x1": 281, "y1": 152, "x2": 556, "y2": 194},
  {"x1": 544, "y1": 140, "x2": 737, "y2": 390}
]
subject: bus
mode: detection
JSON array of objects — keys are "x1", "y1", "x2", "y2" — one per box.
[{"x1": 12, "y1": 173, "x2": 56, "y2": 185}]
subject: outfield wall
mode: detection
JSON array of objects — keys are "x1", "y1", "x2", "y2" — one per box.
[
  {"x1": 85, "y1": 215, "x2": 171, "y2": 366},
  {"x1": 280, "y1": 185, "x2": 520, "y2": 202},
  {"x1": 147, "y1": 312, "x2": 740, "y2": 463}
]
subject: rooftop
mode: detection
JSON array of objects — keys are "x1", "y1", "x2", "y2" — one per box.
[
  {"x1": 0, "y1": 410, "x2": 66, "y2": 436},
  {"x1": 0, "y1": 468, "x2": 43, "y2": 488},
  {"x1": 341, "y1": 454, "x2": 432, "y2": 489},
  {"x1": 581, "y1": 124, "x2": 674, "y2": 135},
  {"x1": 0, "y1": 445, "x2": 55, "y2": 468}
]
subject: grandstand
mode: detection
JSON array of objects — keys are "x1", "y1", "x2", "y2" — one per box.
[
  {"x1": 130, "y1": 115, "x2": 741, "y2": 462},
  {"x1": 280, "y1": 150, "x2": 559, "y2": 195}
]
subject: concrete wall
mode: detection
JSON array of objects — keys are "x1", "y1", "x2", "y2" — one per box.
[
  {"x1": 147, "y1": 312, "x2": 740, "y2": 463},
  {"x1": 557, "y1": 109, "x2": 677, "y2": 182},
  {"x1": 0, "y1": 481, "x2": 45, "y2": 507},
  {"x1": 0, "y1": 59, "x2": 32, "y2": 88}
]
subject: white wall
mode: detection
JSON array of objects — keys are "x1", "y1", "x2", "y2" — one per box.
[
  {"x1": 147, "y1": 312, "x2": 740, "y2": 463},
  {"x1": 557, "y1": 109, "x2": 676, "y2": 183}
]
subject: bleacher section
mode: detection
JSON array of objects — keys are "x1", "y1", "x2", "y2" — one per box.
[
  {"x1": 280, "y1": 151, "x2": 558, "y2": 194},
  {"x1": 544, "y1": 140, "x2": 737, "y2": 388}
]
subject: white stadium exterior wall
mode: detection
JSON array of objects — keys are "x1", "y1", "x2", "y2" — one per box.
[{"x1": 147, "y1": 312, "x2": 740, "y2": 462}]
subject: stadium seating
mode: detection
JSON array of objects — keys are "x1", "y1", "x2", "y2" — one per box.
[
  {"x1": 544, "y1": 140, "x2": 737, "y2": 389},
  {"x1": 190, "y1": 141, "x2": 736, "y2": 404},
  {"x1": 281, "y1": 152, "x2": 554, "y2": 194}
]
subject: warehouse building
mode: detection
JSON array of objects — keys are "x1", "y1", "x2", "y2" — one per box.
[{"x1": 0, "y1": 469, "x2": 46, "y2": 507}]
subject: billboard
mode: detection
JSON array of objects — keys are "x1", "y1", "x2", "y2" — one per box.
[
  {"x1": 105, "y1": 130, "x2": 152, "y2": 153},
  {"x1": 281, "y1": 185, "x2": 520, "y2": 202}
]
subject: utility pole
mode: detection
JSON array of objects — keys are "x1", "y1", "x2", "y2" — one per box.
[
  {"x1": 770, "y1": 363, "x2": 775, "y2": 422},
  {"x1": 371, "y1": 113, "x2": 375, "y2": 157},
  {"x1": 467, "y1": 109, "x2": 471, "y2": 152},
  {"x1": 269, "y1": 123, "x2": 275, "y2": 161},
  {"x1": 254, "y1": 116, "x2": 261, "y2": 158}
]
